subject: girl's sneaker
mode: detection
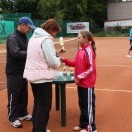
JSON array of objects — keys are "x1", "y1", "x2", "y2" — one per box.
[
  {"x1": 46, "y1": 129, "x2": 51, "y2": 132},
  {"x1": 93, "y1": 130, "x2": 97, "y2": 132},
  {"x1": 80, "y1": 130, "x2": 87, "y2": 132},
  {"x1": 80, "y1": 129, "x2": 97, "y2": 132},
  {"x1": 73, "y1": 126, "x2": 82, "y2": 131}
]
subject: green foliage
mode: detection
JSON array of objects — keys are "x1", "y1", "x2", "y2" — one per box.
[
  {"x1": 37, "y1": 0, "x2": 62, "y2": 19},
  {"x1": 15, "y1": 0, "x2": 39, "y2": 13},
  {"x1": 0, "y1": 0, "x2": 15, "y2": 13},
  {"x1": 0, "y1": 0, "x2": 107, "y2": 28},
  {"x1": 94, "y1": 30, "x2": 129, "y2": 37},
  {"x1": 115, "y1": 26, "x2": 130, "y2": 34}
]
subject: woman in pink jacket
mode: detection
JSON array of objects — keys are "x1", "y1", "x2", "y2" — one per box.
[{"x1": 61, "y1": 30, "x2": 97, "y2": 132}]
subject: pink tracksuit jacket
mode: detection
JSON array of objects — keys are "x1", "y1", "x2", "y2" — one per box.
[{"x1": 63, "y1": 43, "x2": 96, "y2": 88}]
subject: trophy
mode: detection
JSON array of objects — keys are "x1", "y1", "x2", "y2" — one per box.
[
  {"x1": 70, "y1": 68, "x2": 74, "y2": 76},
  {"x1": 63, "y1": 64, "x2": 67, "y2": 76},
  {"x1": 59, "y1": 37, "x2": 66, "y2": 52}
]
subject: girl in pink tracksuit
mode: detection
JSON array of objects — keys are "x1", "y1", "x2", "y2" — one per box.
[{"x1": 61, "y1": 30, "x2": 97, "y2": 132}]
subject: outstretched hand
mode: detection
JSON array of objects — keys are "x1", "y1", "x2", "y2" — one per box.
[
  {"x1": 56, "y1": 51, "x2": 65, "y2": 57},
  {"x1": 60, "y1": 57, "x2": 65, "y2": 63},
  {"x1": 57, "y1": 49, "x2": 66, "y2": 56}
]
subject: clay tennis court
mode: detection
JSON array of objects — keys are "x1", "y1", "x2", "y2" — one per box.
[{"x1": 0, "y1": 37, "x2": 132, "y2": 132}]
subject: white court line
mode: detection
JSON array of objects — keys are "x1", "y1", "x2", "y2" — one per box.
[
  {"x1": 0, "y1": 38, "x2": 77, "y2": 54},
  {"x1": 98, "y1": 49, "x2": 125, "y2": 50},
  {"x1": 0, "y1": 81, "x2": 131, "y2": 93},
  {"x1": 55, "y1": 86, "x2": 132, "y2": 93},
  {"x1": 95, "y1": 88, "x2": 132, "y2": 93},
  {"x1": 54, "y1": 38, "x2": 77, "y2": 44},
  {"x1": 1, "y1": 85, "x2": 132, "y2": 93},
  {"x1": 97, "y1": 64, "x2": 132, "y2": 68}
]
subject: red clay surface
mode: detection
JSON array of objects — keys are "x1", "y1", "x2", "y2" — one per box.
[{"x1": 0, "y1": 37, "x2": 132, "y2": 132}]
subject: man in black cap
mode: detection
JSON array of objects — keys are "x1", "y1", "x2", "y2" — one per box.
[{"x1": 5, "y1": 16, "x2": 36, "y2": 128}]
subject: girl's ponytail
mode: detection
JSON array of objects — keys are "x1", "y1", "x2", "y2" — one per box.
[
  {"x1": 91, "y1": 40, "x2": 96, "y2": 52},
  {"x1": 90, "y1": 38, "x2": 96, "y2": 52}
]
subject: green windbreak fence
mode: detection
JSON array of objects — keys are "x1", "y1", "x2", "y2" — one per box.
[
  {"x1": 0, "y1": 13, "x2": 103, "y2": 44},
  {"x1": 1, "y1": 13, "x2": 31, "y2": 28},
  {"x1": 0, "y1": 13, "x2": 32, "y2": 43},
  {"x1": 0, "y1": 21, "x2": 14, "y2": 43},
  {"x1": 0, "y1": 20, "x2": 14, "y2": 38}
]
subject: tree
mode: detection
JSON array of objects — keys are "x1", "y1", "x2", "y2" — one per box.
[
  {"x1": 0, "y1": 0, "x2": 108, "y2": 28},
  {"x1": 0, "y1": 0, "x2": 16, "y2": 13},
  {"x1": 14, "y1": 0, "x2": 41, "y2": 19},
  {"x1": 15, "y1": 0, "x2": 40, "y2": 13},
  {"x1": 59, "y1": 0, "x2": 88, "y2": 21},
  {"x1": 37, "y1": 0, "x2": 64, "y2": 20},
  {"x1": 86, "y1": 0, "x2": 108, "y2": 27}
]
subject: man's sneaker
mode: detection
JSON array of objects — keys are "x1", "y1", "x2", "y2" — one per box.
[
  {"x1": 10, "y1": 120, "x2": 22, "y2": 128},
  {"x1": 73, "y1": 126, "x2": 82, "y2": 131},
  {"x1": 126, "y1": 55, "x2": 132, "y2": 58},
  {"x1": 18, "y1": 114, "x2": 32, "y2": 121}
]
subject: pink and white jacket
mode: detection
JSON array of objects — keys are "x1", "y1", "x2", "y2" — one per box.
[
  {"x1": 63, "y1": 43, "x2": 96, "y2": 88},
  {"x1": 23, "y1": 28, "x2": 61, "y2": 82}
]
